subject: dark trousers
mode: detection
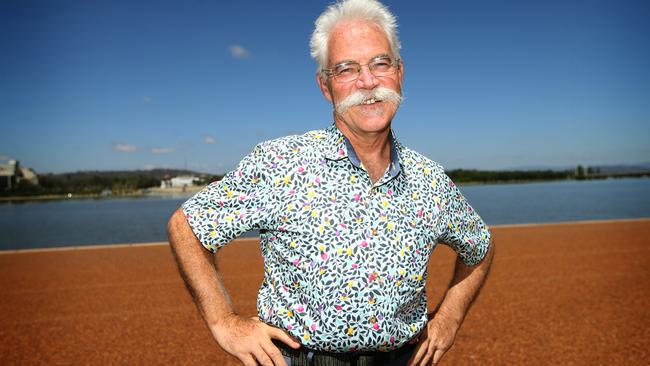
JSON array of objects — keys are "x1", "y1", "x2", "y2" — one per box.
[{"x1": 274, "y1": 341, "x2": 416, "y2": 366}]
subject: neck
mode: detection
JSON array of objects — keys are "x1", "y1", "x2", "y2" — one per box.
[{"x1": 334, "y1": 118, "x2": 392, "y2": 183}]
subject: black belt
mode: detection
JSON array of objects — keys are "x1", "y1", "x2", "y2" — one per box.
[{"x1": 273, "y1": 340, "x2": 416, "y2": 366}]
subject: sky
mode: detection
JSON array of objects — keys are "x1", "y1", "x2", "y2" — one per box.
[{"x1": 1, "y1": 0, "x2": 648, "y2": 174}]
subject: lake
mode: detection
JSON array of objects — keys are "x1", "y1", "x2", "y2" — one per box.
[{"x1": 1, "y1": 178, "x2": 648, "y2": 250}]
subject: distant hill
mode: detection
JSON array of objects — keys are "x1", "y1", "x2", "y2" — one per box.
[
  {"x1": 3, "y1": 163, "x2": 648, "y2": 198},
  {"x1": 447, "y1": 169, "x2": 572, "y2": 184},
  {"x1": 592, "y1": 163, "x2": 650, "y2": 175},
  {"x1": 506, "y1": 163, "x2": 650, "y2": 173},
  {"x1": 3, "y1": 169, "x2": 223, "y2": 197},
  {"x1": 506, "y1": 164, "x2": 575, "y2": 171},
  {"x1": 39, "y1": 168, "x2": 216, "y2": 181}
]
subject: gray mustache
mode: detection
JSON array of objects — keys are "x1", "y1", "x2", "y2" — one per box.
[{"x1": 335, "y1": 87, "x2": 403, "y2": 115}]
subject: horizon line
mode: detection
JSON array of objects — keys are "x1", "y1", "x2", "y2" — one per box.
[{"x1": 1, "y1": 217, "x2": 648, "y2": 255}]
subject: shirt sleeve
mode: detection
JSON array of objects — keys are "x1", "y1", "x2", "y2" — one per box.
[
  {"x1": 181, "y1": 144, "x2": 272, "y2": 252},
  {"x1": 437, "y1": 173, "x2": 491, "y2": 266}
]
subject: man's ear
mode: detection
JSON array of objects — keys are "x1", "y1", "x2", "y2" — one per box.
[
  {"x1": 397, "y1": 59, "x2": 405, "y2": 86},
  {"x1": 316, "y1": 72, "x2": 333, "y2": 102}
]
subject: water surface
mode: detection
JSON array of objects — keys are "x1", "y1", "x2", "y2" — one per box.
[{"x1": 1, "y1": 178, "x2": 648, "y2": 250}]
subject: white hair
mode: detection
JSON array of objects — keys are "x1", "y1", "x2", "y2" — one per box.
[{"x1": 310, "y1": 0, "x2": 401, "y2": 77}]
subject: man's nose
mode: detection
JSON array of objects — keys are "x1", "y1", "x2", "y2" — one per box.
[{"x1": 355, "y1": 65, "x2": 379, "y2": 89}]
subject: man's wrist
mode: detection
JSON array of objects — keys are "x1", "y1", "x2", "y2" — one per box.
[
  {"x1": 207, "y1": 311, "x2": 238, "y2": 337},
  {"x1": 431, "y1": 307, "x2": 464, "y2": 330}
]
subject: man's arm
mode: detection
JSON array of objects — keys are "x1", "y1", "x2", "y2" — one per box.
[
  {"x1": 408, "y1": 239, "x2": 495, "y2": 366},
  {"x1": 167, "y1": 208, "x2": 299, "y2": 366}
]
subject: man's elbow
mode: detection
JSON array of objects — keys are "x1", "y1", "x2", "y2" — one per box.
[
  {"x1": 482, "y1": 237, "x2": 495, "y2": 267},
  {"x1": 167, "y1": 208, "x2": 188, "y2": 244}
]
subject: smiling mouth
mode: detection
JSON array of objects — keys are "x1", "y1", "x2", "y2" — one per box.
[{"x1": 362, "y1": 98, "x2": 381, "y2": 105}]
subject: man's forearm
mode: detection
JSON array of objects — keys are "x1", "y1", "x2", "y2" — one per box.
[
  {"x1": 167, "y1": 209, "x2": 299, "y2": 366},
  {"x1": 435, "y1": 239, "x2": 495, "y2": 326},
  {"x1": 167, "y1": 208, "x2": 235, "y2": 332},
  {"x1": 407, "y1": 239, "x2": 495, "y2": 365}
]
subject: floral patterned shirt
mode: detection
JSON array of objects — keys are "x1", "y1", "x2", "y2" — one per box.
[{"x1": 182, "y1": 124, "x2": 491, "y2": 352}]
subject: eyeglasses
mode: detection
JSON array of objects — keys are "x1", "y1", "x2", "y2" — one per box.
[{"x1": 322, "y1": 55, "x2": 401, "y2": 83}]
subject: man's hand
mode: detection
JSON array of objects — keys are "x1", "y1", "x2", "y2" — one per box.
[
  {"x1": 407, "y1": 240, "x2": 495, "y2": 365},
  {"x1": 406, "y1": 313, "x2": 458, "y2": 366},
  {"x1": 168, "y1": 209, "x2": 300, "y2": 366},
  {"x1": 211, "y1": 315, "x2": 300, "y2": 366}
]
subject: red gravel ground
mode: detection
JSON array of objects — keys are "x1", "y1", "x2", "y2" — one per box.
[{"x1": 1, "y1": 219, "x2": 649, "y2": 365}]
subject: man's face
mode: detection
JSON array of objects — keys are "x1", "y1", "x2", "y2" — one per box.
[{"x1": 317, "y1": 21, "x2": 404, "y2": 137}]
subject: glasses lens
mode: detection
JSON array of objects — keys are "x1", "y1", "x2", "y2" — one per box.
[
  {"x1": 370, "y1": 57, "x2": 395, "y2": 75},
  {"x1": 334, "y1": 62, "x2": 360, "y2": 82},
  {"x1": 330, "y1": 57, "x2": 398, "y2": 82}
]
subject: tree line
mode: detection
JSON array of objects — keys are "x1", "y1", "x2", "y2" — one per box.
[
  {"x1": 447, "y1": 169, "x2": 572, "y2": 184},
  {"x1": 3, "y1": 165, "x2": 642, "y2": 197},
  {"x1": 1, "y1": 169, "x2": 221, "y2": 197}
]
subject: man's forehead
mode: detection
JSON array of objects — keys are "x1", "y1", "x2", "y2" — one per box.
[{"x1": 327, "y1": 20, "x2": 392, "y2": 64}]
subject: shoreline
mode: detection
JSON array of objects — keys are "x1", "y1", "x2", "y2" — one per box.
[
  {"x1": 3, "y1": 176, "x2": 648, "y2": 202},
  {"x1": 0, "y1": 186, "x2": 205, "y2": 203},
  {"x1": 2, "y1": 217, "x2": 648, "y2": 254}
]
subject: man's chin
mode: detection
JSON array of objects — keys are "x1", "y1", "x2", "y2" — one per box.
[{"x1": 335, "y1": 115, "x2": 393, "y2": 136}]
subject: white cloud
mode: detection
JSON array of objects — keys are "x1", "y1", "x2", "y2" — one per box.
[
  {"x1": 229, "y1": 44, "x2": 250, "y2": 59},
  {"x1": 204, "y1": 135, "x2": 216, "y2": 144},
  {"x1": 150, "y1": 147, "x2": 175, "y2": 154},
  {"x1": 113, "y1": 143, "x2": 137, "y2": 153}
]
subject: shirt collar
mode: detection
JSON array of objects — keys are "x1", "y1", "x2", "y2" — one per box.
[{"x1": 320, "y1": 124, "x2": 402, "y2": 179}]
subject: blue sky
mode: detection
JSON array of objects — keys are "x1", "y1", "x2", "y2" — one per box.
[{"x1": 1, "y1": 0, "x2": 648, "y2": 174}]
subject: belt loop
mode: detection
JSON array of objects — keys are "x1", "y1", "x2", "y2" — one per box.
[
  {"x1": 283, "y1": 354, "x2": 293, "y2": 366},
  {"x1": 306, "y1": 350, "x2": 315, "y2": 366}
]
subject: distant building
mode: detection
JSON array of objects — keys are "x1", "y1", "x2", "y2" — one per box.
[
  {"x1": 171, "y1": 176, "x2": 199, "y2": 187},
  {"x1": 160, "y1": 174, "x2": 172, "y2": 188},
  {"x1": 0, "y1": 160, "x2": 40, "y2": 190},
  {"x1": 20, "y1": 167, "x2": 39, "y2": 185},
  {"x1": 0, "y1": 160, "x2": 19, "y2": 190},
  {"x1": 161, "y1": 175, "x2": 200, "y2": 189}
]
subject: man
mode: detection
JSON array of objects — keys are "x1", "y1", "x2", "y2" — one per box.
[{"x1": 167, "y1": 1, "x2": 494, "y2": 365}]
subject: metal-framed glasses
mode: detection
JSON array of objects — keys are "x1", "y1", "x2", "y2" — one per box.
[{"x1": 322, "y1": 55, "x2": 400, "y2": 83}]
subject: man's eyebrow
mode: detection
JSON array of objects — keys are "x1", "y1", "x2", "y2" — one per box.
[
  {"x1": 332, "y1": 59, "x2": 357, "y2": 67},
  {"x1": 332, "y1": 54, "x2": 392, "y2": 67},
  {"x1": 372, "y1": 53, "x2": 391, "y2": 60}
]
